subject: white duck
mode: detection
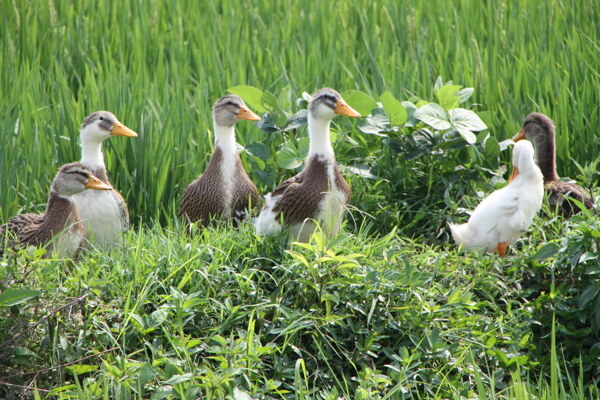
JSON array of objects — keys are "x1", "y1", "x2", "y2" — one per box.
[
  {"x1": 74, "y1": 111, "x2": 138, "y2": 247},
  {"x1": 449, "y1": 140, "x2": 544, "y2": 256},
  {"x1": 254, "y1": 88, "x2": 361, "y2": 242}
]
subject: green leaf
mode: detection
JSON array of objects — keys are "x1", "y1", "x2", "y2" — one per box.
[
  {"x1": 449, "y1": 108, "x2": 488, "y2": 132},
  {"x1": 65, "y1": 364, "x2": 99, "y2": 375},
  {"x1": 341, "y1": 90, "x2": 377, "y2": 117},
  {"x1": 283, "y1": 109, "x2": 308, "y2": 131},
  {"x1": 14, "y1": 347, "x2": 36, "y2": 356},
  {"x1": 413, "y1": 103, "x2": 451, "y2": 130},
  {"x1": 533, "y1": 242, "x2": 560, "y2": 260},
  {"x1": 380, "y1": 92, "x2": 407, "y2": 126},
  {"x1": 455, "y1": 127, "x2": 477, "y2": 144},
  {"x1": 0, "y1": 289, "x2": 41, "y2": 306},
  {"x1": 164, "y1": 373, "x2": 194, "y2": 385},
  {"x1": 245, "y1": 142, "x2": 270, "y2": 161},
  {"x1": 276, "y1": 138, "x2": 309, "y2": 169},
  {"x1": 261, "y1": 91, "x2": 288, "y2": 127},
  {"x1": 578, "y1": 286, "x2": 598, "y2": 310},
  {"x1": 456, "y1": 87, "x2": 475, "y2": 103},
  {"x1": 233, "y1": 388, "x2": 252, "y2": 400},
  {"x1": 227, "y1": 85, "x2": 266, "y2": 114},
  {"x1": 435, "y1": 85, "x2": 462, "y2": 110},
  {"x1": 138, "y1": 364, "x2": 157, "y2": 387}
]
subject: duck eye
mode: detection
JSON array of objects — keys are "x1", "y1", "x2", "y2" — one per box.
[{"x1": 99, "y1": 116, "x2": 105, "y2": 121}]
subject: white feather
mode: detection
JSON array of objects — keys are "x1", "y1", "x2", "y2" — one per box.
[{"x1": 449, "y1": 140, "x2": 544, "y2": 253}]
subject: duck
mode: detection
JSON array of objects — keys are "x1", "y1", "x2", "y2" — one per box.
[
  {"x1": 254, "y1": 88, "x2": 361, "y2": 242},
  {"x1": 449, "y1": 140, "x2": 544, "y2": 257},
  {"x1": 512, "y1": 112, "x2": 594, "y2": 217},
  {"x1": 1, "y1": 163, "x2": 112, "y2": 258},
  {"x1": 74, "y1": 111, "x2": 138, "y2": 247},
  {"x1": 179, "y1": 95, "x2": 261, "y2": 227}
]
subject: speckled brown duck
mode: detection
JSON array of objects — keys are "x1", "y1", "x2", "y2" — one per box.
[
  {"x1": 1, "y1": 163, "x2": 112, "y2": 258},
  {"x1": 74, "y1": 111, "x2": 138, "y2": 247},
  {"x1": 179, "y1": 95, "x2": 261, "y2": 227},
  {"x1": 254, "y1": 88, "x2": 361, "y2": 242},
  {"x1": 513, "y1": 112, "x2": 594, "y2": 217}
]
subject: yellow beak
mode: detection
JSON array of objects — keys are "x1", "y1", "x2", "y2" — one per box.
[
  {"x1": 512, "y1": 128, "x2": 526, "y2": 142},
  {"x1": 334, "y1": 99, "x2": 361, "y2": 118},
  {"x1": 508, "y1": 166, "x2": 520, "y2": 183},
  {"x1": 85, "y1": 175, "x2": 113, "y2": 190},
  {"x1": 237, "y1": 106, "x2": 260, "y2": 121},
  {"x1": 110, "y1": 122, "x2": 138, "y2": 137}
]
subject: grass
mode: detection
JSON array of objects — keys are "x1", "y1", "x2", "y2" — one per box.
[{"x1": 1, "y1": 0, "x2": 599, "y2": 398}]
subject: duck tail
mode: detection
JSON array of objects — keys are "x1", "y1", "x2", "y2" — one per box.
[{"x1": 448, "y1": 222, "x2": 472, "y2": 246}]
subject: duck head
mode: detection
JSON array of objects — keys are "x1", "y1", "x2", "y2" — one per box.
[
  {"x1": 80, "y1": 111, "x2": 138, "y2": 143},
  {"x1": 508, "y1": 140, "x2": 538, "y2": 182},
  {"x1": 308, "y1": 88, "x2": 361, "y2": 121},
  {"x1": 52, "y1": 162, "x2": 113, "y2": 197},
  {"x1": 213, "y1": 95, "x2": 260, "y2": 128}
]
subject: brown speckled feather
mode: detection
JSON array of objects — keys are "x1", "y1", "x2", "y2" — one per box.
[
  {"x1": 1, "y1": 197, "x2": 83, "y2": 256},
  {"x1": 180, "y1": 148, "x2": 260, "y2": 226},
  {"x1": 270, "y1": 156, "x2": 350, "y2": 224},
  {"x1": 546, "y1": 181, "x2": 594, "y2": 218}
]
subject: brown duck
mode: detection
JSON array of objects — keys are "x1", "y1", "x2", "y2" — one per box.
[
  {"x1": 180, "y1": 95, "x2": 261, "y2": 227},
  {"x1": 513, "y1": 112, "x2": 594, "y2": 217},
  {"x1": 254, "y1": 88, "x2": 361, "y2": 242},
  {"x1": 1, "y1": 163, "x2": 112, "y2": 258}
]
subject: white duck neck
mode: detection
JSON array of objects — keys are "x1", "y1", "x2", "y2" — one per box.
[
  {"x1": 214, "y1": 123, "x2": 237, "y2": 155},
  {"x1": 80, "y1": 135, "x2": 106, "y2": 169},
  {"x1": 308, "y1": 114, "x2": 334, "y2": 159}
]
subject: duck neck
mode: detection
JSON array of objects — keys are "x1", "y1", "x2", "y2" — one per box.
[
  {"x1": 214, "y1": 124, "x2": 238, "y2": 156},
  {"x1": 44, "y1": 194, "x2": 78, "y2": 230},
  {"x1": 533, "y1": 134, "x2": 559, "y2": 182},
  {"x1": 80, "y1": 135, "x2": 106, "y2": 170},
  {"x1": 308, "y1": 114, "x2": 335, "y2": 160}
]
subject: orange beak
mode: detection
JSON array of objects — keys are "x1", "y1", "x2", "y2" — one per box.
[
  {"x1": 236, "y1": 106, "x2": 260, "y2": 121},
  {"x1": 334, "y1": 99, "x2": 361, "y2": 118},
  {"x1": 110, "y1": 122, "x2": 138, "y2": 137},
  {"x1": 508, "y1": 166, "x2": 520, "y2": 183},
  {"x1": 85, "y1": 175, "x2": 113, "y2": 190},
  {"x1": 512, "y1": 128, "x2": 526, "y2": 142}
]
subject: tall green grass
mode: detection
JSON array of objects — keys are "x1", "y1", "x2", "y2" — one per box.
[{"x1": 1, "y1": 0, "x2": 598, "y2": 224}]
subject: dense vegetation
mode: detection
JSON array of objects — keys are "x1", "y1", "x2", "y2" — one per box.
[{"x1": 1, "y1": 0, "x2": 599, "y2": 398}]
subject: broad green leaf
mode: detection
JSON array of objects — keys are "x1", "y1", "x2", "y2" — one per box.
[
  {"x1": 65, "y1": 364, "x2": 99, "y2": 375},
  {"x1": 227, "y1": 85, "x2": 266, "y2": 114},
  {"x1": 380, "y1": 92, "x2": 407, "y2": 126},
  {"x1": 485, "y1": 136, "x2": 501, "y2": 158},
  {"x1": 455, "y1": 127, "x2": 477, "y2": 144},
  {"x1": 449, "y1": 108, "x2": 488, "y2": 132},
  {"x1": 164, "y1": 373, "x2": 194, "y2": 385},
  {"x1": 341, "y1": 90, "x2": 377, "y2": 117},
  {"x1": 261, "y1": 91, "x2": 288, "y2": 127},
  {"x1": 276, "y1": 138, "x2": 308, "y2": 169},
  {"x1": 358, "y1": 108, "x2": 391, "y2": 136},
  {"x1": 0, "y1": 289, "x2": 41, "y2": 306},
  {"x1": 245, "y1": 142, "x2": 270, "y2": 161},
  {"x1": 283, "y1": 109, "x2": 308, "y2": 131},
  {"x1": 233, "y1": 388, "x2": 252, "y2": 400},
  {"x1": 435, "y1": 85, "x2": 462, "y2": 110},
  {"x1": 14, "y1": 347, "x2": 36, "y2": 356},
  {"x1": 456, "y1": 87, "x2": 475, "y2": 103},
  {"x1": 434, "y1": 76, "x2": 444, "y2": 92},
  {"x1": 533, "y1": 242, "x2": 560, "y2": 260},
  {"x1": 138, "y1": 364, "x2": 157, "y2": 387},
  {"x1": 413, "y1": 103, "x2": 451, "y2": 130},
  {"x1": 578, "y1": 285, "x2": 598, "y2": 310}
]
